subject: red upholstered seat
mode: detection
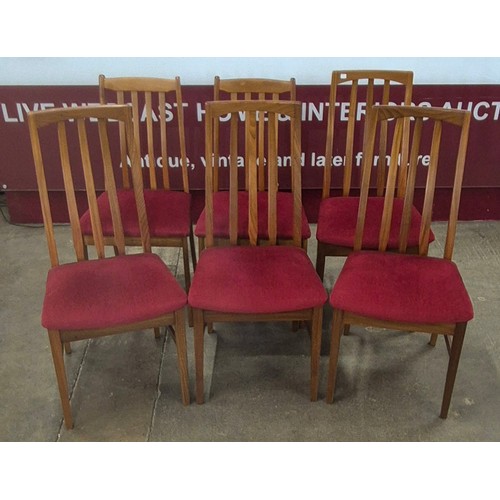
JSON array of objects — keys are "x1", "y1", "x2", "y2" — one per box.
[
  {"x1": 80, "y1": 189, "x2": 192, "y2": 238},
  {"x1": 188, "y1": 246, "x2": 327, "y2": 314},
  {"x1": 194, "y1": 191, "x2": 311, "y2": 240},
  {"x1": 330, "y1": 251, "x2": 474, "y2": 324},
  {"x1": 316, "y1": 196, "x2": 434, "y2": 248},
  {"x1": 42, "y1": 253, "x2": 187, "y2": 331}
]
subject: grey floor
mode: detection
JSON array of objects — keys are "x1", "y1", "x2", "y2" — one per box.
[{"x1": 1, "y1": 201, "x2": 499, "y2": 442}]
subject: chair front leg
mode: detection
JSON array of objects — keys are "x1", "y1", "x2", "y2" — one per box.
[
  {"x1": 315, "y1": 242, "x2": 327, "y2": 281},
  {"x1": 174, "y1": 310, "x2": 190, "y2": 406},
  {"x1": 310, "y1": 306, "x2": 323, "y2": 401},
  {"x1": 193, "y1": 308, "x2": 206, "y2": 404},
  {"x1": 48, "y1": 329, "x2": 74, "y2": 429},
  {"x1": 440, "y1": 322, "x2": 467, "y2": 419},
  {"x1": 326, "y1": 308, "x2": 344, "y2": 404}
]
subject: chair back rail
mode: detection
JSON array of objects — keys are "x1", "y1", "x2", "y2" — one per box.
[
  {"x1": 354, "y1": 105, "x2": 471, "y2": 259},
  {"x1": 28, "y1": 104, "x2": 149, "y2": 267},
  {"x1": 204, "y1": 100, "x2": 302, "y2": 248},
  {"x1": 213, "y1": 77, "x2": 296, "y2": 191},
  {"x1": 99, "y1": 75, "x2": 189, "y2": 193},
  {"x1": 322, "y1": 70, "x2": 414, "y2": 200}
]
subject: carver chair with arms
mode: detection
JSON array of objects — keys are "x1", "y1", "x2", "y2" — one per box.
[
  {"x1": 315, "y1": 70, "x2": 432, "y2": 281},
  {"x1": 326, "y1": 105, "x2": 473, "y2": 419},
  {"x1": 80, "y1": 75, "x2": 196, "y2": 293},
  {"x1": 28, "y1": 104, "x2": 190, "y2": 429},
  {"x1": 188, "y1": 100, "x2": 327, "y2": 404},
  {"x1": 194, "y1": 77, "x2": 311, "y2": 253}
]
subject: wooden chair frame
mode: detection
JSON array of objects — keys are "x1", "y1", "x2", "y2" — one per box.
[
  {"x1": 28, "y1": 105, "x2": 189, "y2": 429},
  {"x1": 326, "y1": 105, "x2": 472, "y2": 419},
  {"x1": 190, "y1": 100, "x2": 324, "y2": 404}
]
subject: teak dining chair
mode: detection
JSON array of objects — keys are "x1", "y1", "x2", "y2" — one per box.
[
  {"x1": 188, "y1": 100, "x2": 327, "y2": 404},
  {"x1": 194, "y1": 77, "x2": 311, "y2": 252},
  {"x1": 326, "y1": 105, "x2": 473, "y2": 419},
  {"x1": 80, "y1": 75, "x2": 196, "y2": 292},
  {"x1": 28, "y1": 104, "x2": 190, "y2": 429},
  {"x1": 315, "y1": 70, "x2": 431, "y2": 281}
]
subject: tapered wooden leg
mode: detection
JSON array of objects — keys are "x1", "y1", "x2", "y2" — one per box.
[
  {"x1": 193, "y1": 308, "x2": 205, "y2": 404},
  {"x1": 440, "y1": 322, "x2": 467, "y2": 419},
  {"x1": 174, "y1": 310, "x2": 190, "y2": 406},
  {"x1": 189, "y1": 227, "x2": 197, "y2": 271},
  {"x1": 64, "y1": 342, "x2": 72, "y2": 354},
  {"x1": 182, "y1": 238, "x2": 191, "y2": 292},
  {"x1": 48, "y1": 329, "x2": 74, "y2": 429},
  {"x1": 153, "y1": 327, "x2": 161, "y2": 339},
  {"x1": 315, "y1": 241, "x2": 327, "y2": 281},
  {"x1": 310, "y1": 307, "x2": 323, "y2": 401},
  {"x1": 326, "y1": 308, "x2": 344, "y2": 404},
  {"x1": 429, "y1": 333, "x2": 438, "y2": 346}
]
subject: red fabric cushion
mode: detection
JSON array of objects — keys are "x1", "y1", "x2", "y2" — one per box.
[
  {"x1": 188, "y1": 246, "x2": 327, "y2": 314},
  {"x1": 330, "y1": 251, "x2": 474, "y2": 324},
  {"x1": 80, "y1": 189, "x2": 191, "y2": 239},
  {"x1": 42, "y1": 253, "x2": 187, "y2": 330},
  {"x1": 194, "y1": 191, "x2": 311, "y2": 240},
  {"x1": 316, "y1": 196, "x2": 434, "y2": 249}
]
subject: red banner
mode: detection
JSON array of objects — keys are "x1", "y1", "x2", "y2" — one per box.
[{"x1": 1, "y1": 84, "x2": 499, "y2": 221}]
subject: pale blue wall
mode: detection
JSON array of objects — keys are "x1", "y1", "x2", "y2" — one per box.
[{"x1": 1, "y1": 57, "x2": 499, "y2": 85}]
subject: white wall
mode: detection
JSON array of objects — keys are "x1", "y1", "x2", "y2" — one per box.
[{"x1": 1, "y1": 57, "x2": 500, "y2": 86}]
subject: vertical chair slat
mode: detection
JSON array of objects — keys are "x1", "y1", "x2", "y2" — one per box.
[
  {"x1": 322, "y1": 74, "x2": 338, "y2": 199},
  {"x1": 291, "y1": 105, "x2": 302, "y2": 247},
  {"x1": 229, "y1": 111, "x2": 239, "y2": 245},
  {"x1": 444, "y1": 113, "x2": 472, "y2": 260},
  {"x1": 57, "y1": 122, "x2": 86, "y2": 262},
  {"x1": 353, "y1": 108, "x2": 378, "y2": 252},
  {"x1": 125, "y1": 107, "x2": 151, "y2": 254},
  {"x1": 176, "y1": 77, "x2": 189, "y2": 194},
  {"x1": 398, "y1": 117, "x2": 423, "y2": 253},
  {"x1": 343, "y1": 81, "x2": 358, "y2": 196},
  {"x1": 378, "y1": 117, "x2": 404, "y2": 251},
  {"x1": 205, "y1": 107, "x2": 215, "y2": 248},
  {"x1": 145, "y1": 92, "x2": 157, "y2": 189},
  {"x1": 117, "y1": 92, "x2": 130, "y2": 189},
  {"x1": 397, "y1": 82, "x2": 414, "y2": 198},
  {"x1": 77, "y1": 118, "x2": 105, "y2": 258},
  {"x1": 247, "y1": 110, "x2": 258, "y2": 246},
  {"x1": 28, "y1": 122, "x2": 59, "y2": 267},
  {"x1": 98, "y1": 118, "x2": 125, "y2": 255},
  {"x1": 213, "y1": 78, "x2": 221, "y2": 193},
  {"x1": 159, "y1": 92, "x2": 170, "y2": 190},
  {"x1": 376, "y1": 80, "x2": 391, "y2": 196},
  {"x1": 268, "y1": 111, "x2": 278, "y2": 245},
  {"x1": 419, "y1": 121, "x2": 443, "y2": 256}
]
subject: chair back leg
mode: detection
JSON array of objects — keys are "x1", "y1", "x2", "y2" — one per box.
[{"x1": 440, "y1": 322, "x2": 467, "y2": 419}]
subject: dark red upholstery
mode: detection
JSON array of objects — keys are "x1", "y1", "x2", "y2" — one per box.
[
  {"x1": 194, "y1": 191, "x2": 311, "y2": 240},
  {"x1": 42, "y1": 253, "x2": 187, "y2": 330},
  {"x1": 330, "y1": 251, "x2": 474, "y2": 324},
  {"x1": 316, "y1": 196, "x2": 434, "y2": 248},
  {"x1": 80, "y1": 189, "x2": 191, "y2": 238},
  {"x1": 188, "y1": 246, "x2": 327, "y2": 313}
]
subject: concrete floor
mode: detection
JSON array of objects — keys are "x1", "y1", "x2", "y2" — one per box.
[{"x1": 1, "y1": 198, "x2": 499, "y2": 442}]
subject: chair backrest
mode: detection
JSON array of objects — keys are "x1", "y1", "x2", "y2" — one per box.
[
  {"x1": 99, "y1": 75, "x2": 189, "y2": 193},
  {"x1": 204, "y1": 100, "x2": 302, "y2": 248},
  {"x1": 213, "y1": 77, "x2": 296, "y2": 192},
  {"x1": 322, "y1": 70, "x2": 414, "y2": 200},
  {"x1": 355, "y1": 105, "x2": 471, "y2": 260},
  {"x1": 28, "y1": 104, "x2": 150, "y2": 267}
]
